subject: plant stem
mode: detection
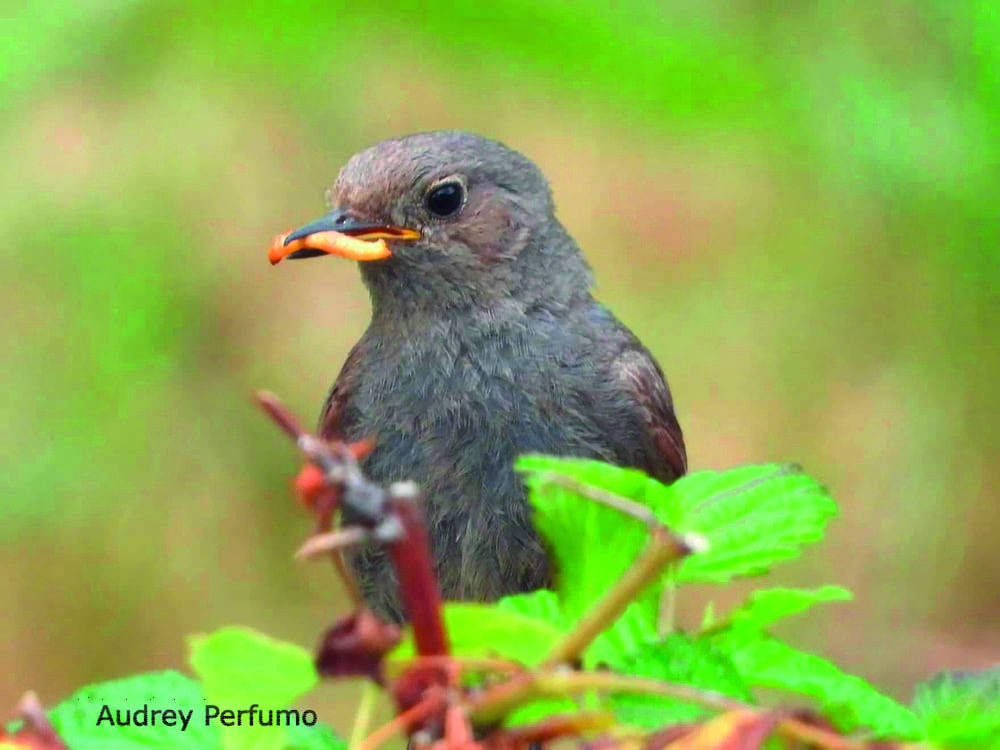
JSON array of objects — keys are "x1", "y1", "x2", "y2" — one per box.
[
  {"x1": 484, "y1": 711, "x2": 616, "y2": 745},
  {"x1": 541, "y1": 527, "x2": 690, "y2": 667},
  {"x1": 538, "y1": 473, "x2": 660, "y2": 527},
  {"x1": 386, "y1": 488, "x2": 449, "y2": 657},
  {"x1": 466, "y1": 671, "x2": 876, "y2": 750},
  {"x1": 385, "y1": 655, "x2": 525, "y2": 678},
  {"x1": 255, "y1": 391, "x2": 305, "y2": 439},
  {"x1": 349, "y1": 681, "x2": 380, "y2": 750},
  {"x1": 296, "y1": 527, "x2": 372, "y2": 560},
  {"x1": 465, "y1": 670, "x2": 736, "y2": 725},
  {"x1": 359, "y1": 692, "x2": 445, "y2": 750},
  {"x1": 657, "y1": 576, "x2": 676, "y2": 637}
]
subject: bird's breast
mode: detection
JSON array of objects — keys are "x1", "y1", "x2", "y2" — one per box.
[
  {"x1": 337, "y1": 318, "x2": 657, "y2": 615},
  {"x1": 350, "y1": 332, "x2": 601, "y2": 502}
]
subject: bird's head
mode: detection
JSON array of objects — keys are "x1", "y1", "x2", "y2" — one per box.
[{"x1": 270, "y1": 131, "x2": 591, "y2": 318}]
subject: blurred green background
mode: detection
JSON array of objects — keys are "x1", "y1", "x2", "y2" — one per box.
[{"x1": 2, "y1": 0, "x2": 998, "y2": 733}]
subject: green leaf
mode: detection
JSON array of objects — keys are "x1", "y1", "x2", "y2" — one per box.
[
  {"x1": 712, "y1": 632, "x2": 919, "y2": 738},
  {"x1": 701, "y1": 602, "x2": 716, "y2": 629},
  {"x1": 46, "y1": 670, "x2": 218, "y2": 749},
  {"x1": 389, "y1": 602, "x2": 565, "y2": 666},
  {"x1": 912, "y1": 667, "x2": 1000, "y2": 749},
  {"x1": 666, "y1": 464, "x2": 838, "y2": 585},
  {"x1": 37, "y1": 671, "x2": 345, "y2": 750},
  {"x1": 499, "y1": 590, "x2": 654, "y2": 672},
  {"x1": 516, "y1": 455, "x2": 666, "y2": 623},
  {"x1": 516, "y1": 459, "x2": 838, "y2": 607},
  {"x1": 188, "y1": 627, "x2": 319, "y2": 750},
  {"x1": 606, "y1": 634, "x2": 752, "y2": 728},
  {"x1": 501, "y1": 697, "x2": 583, "y2": 729},
  {"x1": 472, "y1": 593, "x2": 591, "y2": 727},
  {"x1": 590, "y1": 601, "x2": 661, "y2": 667},
  {"x1": 714, "y1": 586, "x2": 853, "y2": 633},
  {"x1": 498, "y1": 590, "x2": 654, "y2": 669},
  {"x1": 33, "y1": 669, "x2": 342, "y2": 750},
  {"x1": 390, "y1": 598, "x2": 585, "y2": 728},
  {"x1": 188, "y1": 627, "x2": 318, "y2": 706},
  {"x1": 283, "y1": 722, "x2": 347, "y2": 750},
  {"x1": 497, "y1": 589, "x2": 571, "y2": 631}
]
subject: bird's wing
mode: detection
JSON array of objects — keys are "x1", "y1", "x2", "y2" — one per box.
[
  {"x1": 318, "y1": 341, "x2": 365, "y2": 441},
  {"x1": 612, "y1": 346, "x2": 688, "y2": 483}
]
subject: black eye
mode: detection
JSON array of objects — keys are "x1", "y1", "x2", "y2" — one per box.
[{"x1": 425, "y1": 182, "x2": 464, "y2": 218}]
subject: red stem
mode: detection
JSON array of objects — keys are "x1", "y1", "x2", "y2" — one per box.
[
  {"x1": 386, "y1": 497, "x2": 449, "y2": 656},
  {"x1": 255, "y1": 391, "x2": 305, "y2": 439},
  {"x1": 256, "y1": 391, "x2": 448, "y2": 656}
]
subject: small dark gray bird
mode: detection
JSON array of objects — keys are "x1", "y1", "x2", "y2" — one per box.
[{"x1": 272, "y1": 131, "x2": 686, "y2": 621}]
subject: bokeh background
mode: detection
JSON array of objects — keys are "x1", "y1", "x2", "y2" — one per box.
[{"x1": 2, "y1": 0, "x2": 998, "y2": 734}]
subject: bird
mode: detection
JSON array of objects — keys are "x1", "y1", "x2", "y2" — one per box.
[{"x1": 270, "y1": 131, "x2": 686, "y2": 622}]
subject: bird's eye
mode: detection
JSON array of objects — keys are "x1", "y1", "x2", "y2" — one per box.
[{"x1": 425, "y1": 182, "x2": 465, "y2": 218}]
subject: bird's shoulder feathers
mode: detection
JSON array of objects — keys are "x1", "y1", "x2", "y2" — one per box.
[
  {"x1": 583, "y1": 304, "x2": 687, "y2": 483},
  {"x1": 319, "y1": 340, "x2": 366, "y2": 441}
]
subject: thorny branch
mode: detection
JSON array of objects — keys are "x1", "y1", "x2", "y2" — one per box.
[
  {"x1": 257, "y1": 391, "x2": 915, "y2": 750},
  {"x1": 541, "y1": 525, "x2": 693, "y2": 669},
  {"x1": 0, "y1": 391, "x2": 939, "y2": 750},
  {"x1": 256, "y1": 391, "x2": 449, "y2": 659},
  {"x1": 0, "y1": 692, "x2": 68, "y2": 749}
]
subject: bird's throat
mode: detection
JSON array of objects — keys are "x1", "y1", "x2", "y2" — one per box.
[{"x1": 361, "y1": 225, "x2": 593, "y2": 326}]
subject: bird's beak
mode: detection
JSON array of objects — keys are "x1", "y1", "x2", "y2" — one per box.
[{"x1": 268, "y1": 209, "x2": 420, "y2": 265}]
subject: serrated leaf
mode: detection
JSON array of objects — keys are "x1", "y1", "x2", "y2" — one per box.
[
  {"x1": 912, "y1": 667, "x2": 1000, "y2": 749},
  {"x1": 711, "y1": 632, "x2": 919, "y2": 738},
  {"x1": 607, "y1": 634, "x2": 752, "y2": 728},
  {"x1": 389, "y1": 603, "x2": 564, "y2": 666},
  {"x1": 715, "y1": 586, "x2": 852, "y2": 634},
  {"x1": 516, "y1": 455, "x2": 667, "y2": 624},
  {"x1": 517, "y1": 459, "x2": 838, "y2": 603},
  {"x1": 188, "y1": 627, "x2": 319, "y2": 750},
  {"x1": 665, "y1": 465, "x2": 837, "y2": 585},
  {"x1": 46, "y1": 670, "x2": 218, "y2": 749}
]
